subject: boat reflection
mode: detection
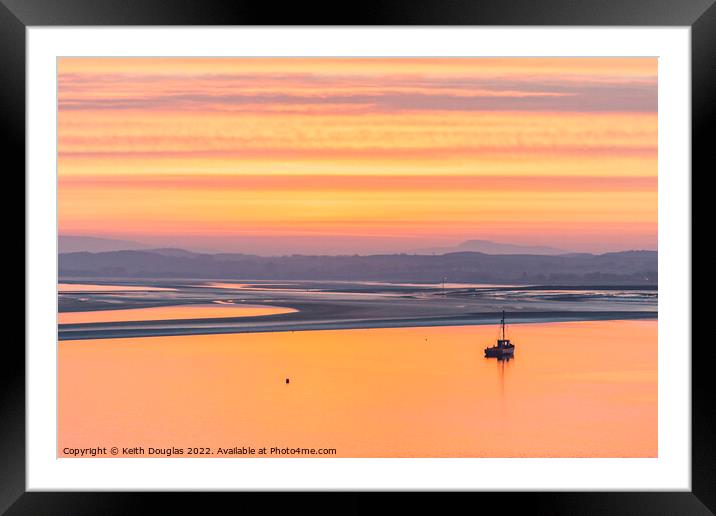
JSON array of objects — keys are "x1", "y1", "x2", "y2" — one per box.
[{"x1": 495, "y1": 350, "x2": 513, "y2": 399}]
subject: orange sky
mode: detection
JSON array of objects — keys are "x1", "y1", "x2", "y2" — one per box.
[{"x1": 58, "y1": 58, "x2": 657, "y2": 255}]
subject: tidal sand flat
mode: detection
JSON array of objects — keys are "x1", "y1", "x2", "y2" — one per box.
[
  {"x1": 58, "y1": 280, "x2": 657, "y2": 340},
  {"x1": 58, "y1": 320, "x2": 656, "y2": 458}
]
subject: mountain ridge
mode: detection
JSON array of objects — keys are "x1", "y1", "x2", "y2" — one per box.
[
  {"x1": 59, "y1": 248, "x2": 657, "y2": 285},
  {"x1": 412, "y1": 239, "x2": 566, "y2": 255}
]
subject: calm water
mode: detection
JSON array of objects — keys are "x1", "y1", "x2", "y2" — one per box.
[
  {"x1": 58, "y1": 320, "x2": 656, "y2": 457},
  {"x1": 58, "y1": 283, "x2": 176, "y2": 292},
  {"x1": 59, "y1": 303, "x2": 296, "y2": 324}
]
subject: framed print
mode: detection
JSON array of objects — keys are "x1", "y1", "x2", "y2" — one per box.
[{"x1": 4, "y1": 0, "x2": 711, "y2": 513}]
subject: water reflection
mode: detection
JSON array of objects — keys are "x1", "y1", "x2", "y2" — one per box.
[
  {"x1": 59, "y1": 303, "x2": 296, "y2": 324},
  {"x1": 490, "y1": 353, "x2": 513, "y2": 399}
]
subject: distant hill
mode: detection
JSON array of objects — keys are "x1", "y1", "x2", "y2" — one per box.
[
  {"x1": 412, "y1": 239, "x2": 565, "y2": 255},
  {"x1": 144, "y1": 248, "x2": 201, "y2": 258},
  {"x1": 59, "y1": 249, "x2": 657, "y2": 285},
  {"x1": 59, "y1": 235, "x2": 150, "y2": 254}
]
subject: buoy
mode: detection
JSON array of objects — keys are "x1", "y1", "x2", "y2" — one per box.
[{"x1": 285, "y1": 378, "x2": 290, "y2": 384}]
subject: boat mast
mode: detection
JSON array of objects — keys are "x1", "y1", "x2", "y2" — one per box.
[{"x1": 501, "y1": 310, "x2": 505, "y2": 341}]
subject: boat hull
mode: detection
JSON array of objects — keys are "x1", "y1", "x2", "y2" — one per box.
[{"x1": 484, "y1": 347, "x2": 514, "y2": 358}]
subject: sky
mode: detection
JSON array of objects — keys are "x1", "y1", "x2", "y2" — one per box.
[{"x1": 58, "y1": 58, "x2": 657, "y2": 255}]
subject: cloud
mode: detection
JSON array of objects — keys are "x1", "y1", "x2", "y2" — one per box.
[{"x1": 58, "y1": 73, "x2": 657, "y2": 113}]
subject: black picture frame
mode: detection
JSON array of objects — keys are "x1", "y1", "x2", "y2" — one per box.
[{"x1": 3, "y1": 1, "x2": 709, "y2": 514}]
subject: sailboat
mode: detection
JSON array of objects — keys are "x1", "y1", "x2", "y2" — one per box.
[{"x1": 484, "y1": 310, "x2": 515, "y2": 358}]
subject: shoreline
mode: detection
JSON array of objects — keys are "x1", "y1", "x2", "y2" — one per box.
[{"x1": 59, "y1": 310, "x2": 657, "y2": 341}]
